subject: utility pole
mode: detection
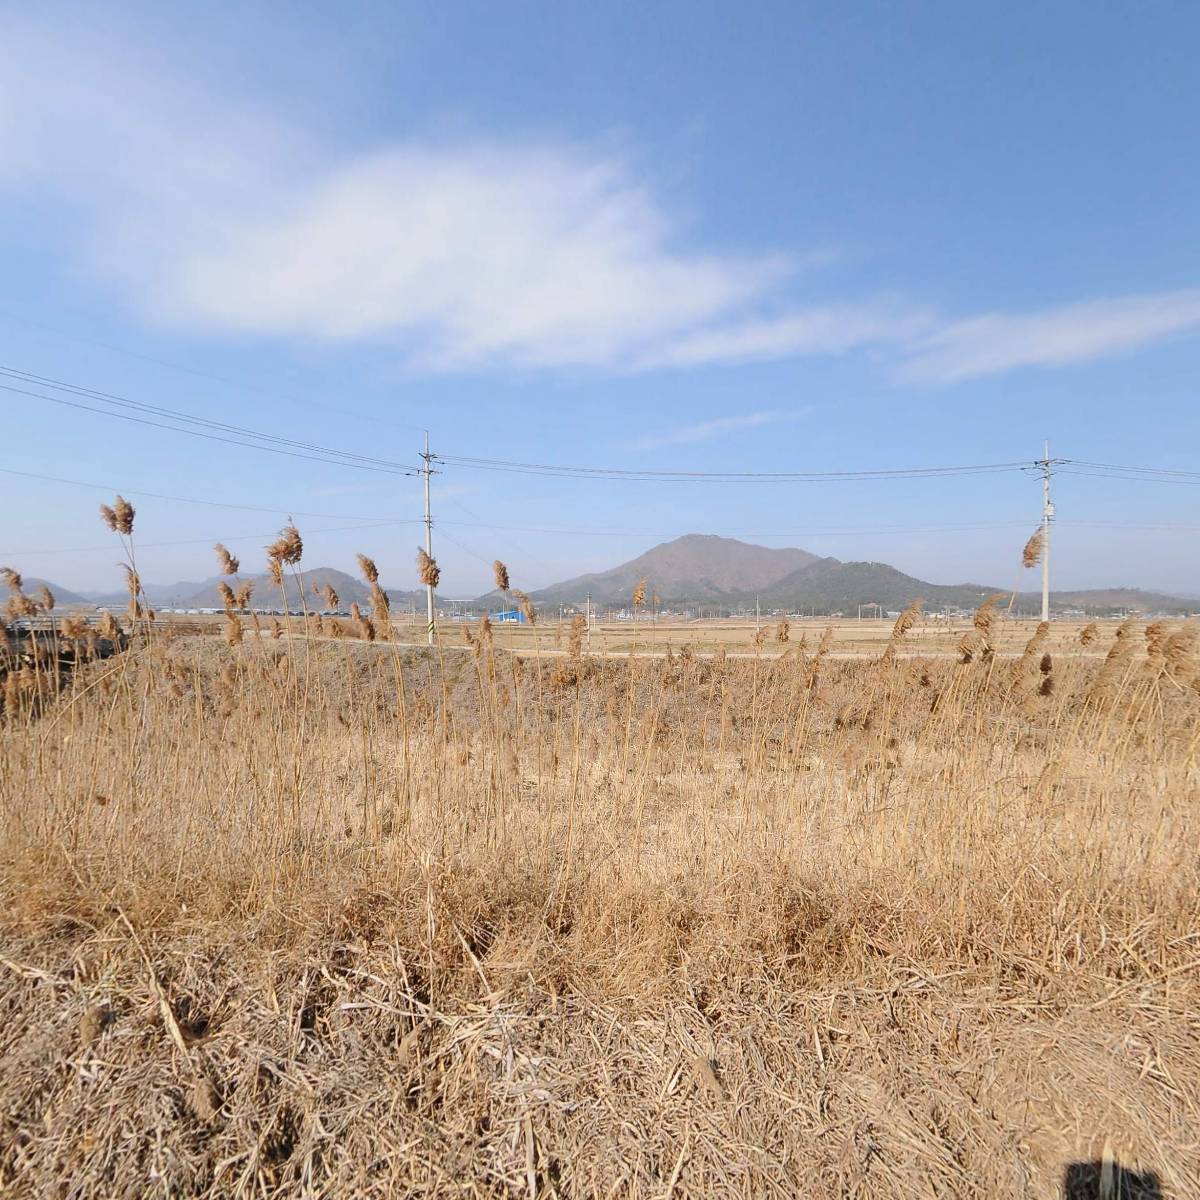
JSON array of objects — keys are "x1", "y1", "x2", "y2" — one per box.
[
  {"x1": 1038, "y1": 439, "x2": 1054, "y2": 623},
  {"x1": 422, "y1": 431, "x2": 436, "y2": 646},
  {"x1": 586, "y1": 590, "x2": 592, "y2": 649},
  {"x1": 755, "y1": 594, "x2": 760, "y2": 635}
]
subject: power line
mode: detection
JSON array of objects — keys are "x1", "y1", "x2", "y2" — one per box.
[
  {"x1": 0, "y1": 464, "x2": 418, "y2": 523},
  {"x1": 437, "y1": 515, "x2": 1200, "y2": 537},
  {"x1": 5, "y1": 462, "x2": 1196, "y2": 545},
  {"x1": 0, "y1": 380, "x2": 419, "y2": 476},
  {"x1": 1058, "y1": 465, "x2": 1200, "y2": 487},
  {"x1": 436, "y1": 452, "x2": 1033, "y2": 483},
  {"x1": 0, "y1": 309, "x2": 429, "y2": 435},
  {"x1": 0, "y1": 519, "x2": 414, "y2": 559},
  {"x1": 442, "y1": 494, "x2": 560, "y2": 576},
  {"x1": 0, "y1": 461, "x2": 1030, "y2": 539},
  {"x1": 1059, "y1": 519, "x2": 1200, "y2": 532},
  {"x1": 0, "y1": 366, "x2": 414, "y2": 470},
  {"x1": 435, "y1": 517, "x2": 1037, "y2": 538},
  {"x1": 433, "y1": 525, "x2": 500, "y2": 570},
  {"x1": 3, "y1": 358, "x2": 1196, "y2": 491},
  {"x1": 1061, "y1": 458, "x2": 1200, "y2": 480},
  {"x1": 0, "y1": 372, "x2": 420, "y2": 476}
]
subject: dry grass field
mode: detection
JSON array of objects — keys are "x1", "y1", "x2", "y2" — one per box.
[
  {"x1": 425, "y1": 614, "x2": 1114, "y2": 660},
  {"x1": 2, "y1": 513, "x2": 1199, "y2": 1198}
]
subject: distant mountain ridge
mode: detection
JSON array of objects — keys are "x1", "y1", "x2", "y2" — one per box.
[
  {"x1": 492, "y1": 534, "x2": 822, "y2": 606},
  {"x1": 74, "y1": 568, "x2": 427, "y2": 612},
  {"x1": 17, "y1": 578, "x2": 92, "y2": 608},
  {"x1": 20, "y1": 536, "x2": 1199, "y2": 617},
  {"x1": 174, "y1": 567, "x2": 430, "y2": 612},
  {"x1": 483, "y1": 535, "x2": 1199, "y2": 616}
]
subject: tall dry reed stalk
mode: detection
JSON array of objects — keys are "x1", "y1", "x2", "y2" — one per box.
[{"x1": 3, "y1": 502, "x2": 1200, "y2": 1197}]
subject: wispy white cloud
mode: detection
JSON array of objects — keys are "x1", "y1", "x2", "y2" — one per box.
[
  {"x1": 0, "y1": 23, "x2": 801, "y2": 372},
  {"x1": 897, "y1": 290, "x2": 1200, "y2": 384},
  {"x1": 169, "y1": 148, "x2": 794, "y2": 371},
  {"x1": 632, "y1": 302, "x2": 935, "y2": 369},
  {"x1": 5, "y1": 21, "x2": 1200, "y2": 384},
  {"x1": 628, "y1": 409, "x2": 809, "y2": 451}
]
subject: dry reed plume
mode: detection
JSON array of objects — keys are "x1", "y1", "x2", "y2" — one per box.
[
  {"x1": 223, "y1": 611, "x2": 244, "y2": 646},
  {"x1": 1022, "y1": 527, "x2": 1045, "y2": 568},
  {"x1": 267, "y1": 523, "x2": 304, "y2": 565},
  {"x1": 2, "y1": 506, "x2": 1199, "y2": 1198},
  {"x1": 214, "y1": 543, "x2": 239, "y2": 575},
  {"x1": 512, "y1": 588, "x2": 537, "y2": 624},
  {"x1": 890, "y1": 599, "x2": 923, "y2": 642},
  {"x1": 350, "y1": 601, "x2": 376, "y2": 642},
  {"x1": 567, "y1": 612, "x2": 586, "y2": 659},
  {"x1": 417, "y1": 547, "x2": 440, "y2": 589},
  {"x1": 356, "y1": 554, "x2": 379, "y2": 585},
  {"x1": 99, "y1": 494, "x2": 135, "y2": 535}
]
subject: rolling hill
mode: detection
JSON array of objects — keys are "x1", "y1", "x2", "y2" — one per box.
[
  {"x1": 174, "y1": 567, "x2": 429, "y2": 612},
  {"x1": 497, "y1": 534, "x2": 822, "y2": 606},
  {"x1": 77, "y1": 569, "x2": 428, "y2": 612},
  {"x1": 479, "y1": 535, "x2": 1197, "y2": 616},
  {"x1": 34, "y1": 539, "x2": 1199, "y2": 619},
  {"x1": 15, "y1": 578, "x2": 93, "y2": 608},
  {"x1": 752, "y1": 558, "x2": 997, "y2": 612}
]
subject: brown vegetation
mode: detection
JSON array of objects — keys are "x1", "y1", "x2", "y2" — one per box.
[{"x1": 1, "y1": 514, "x2": 1199, "y2": 1197}]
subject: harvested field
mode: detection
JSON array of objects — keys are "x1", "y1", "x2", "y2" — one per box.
[{"x1": 3, "y1": 553, "x2": 1200, "y2": 1196}]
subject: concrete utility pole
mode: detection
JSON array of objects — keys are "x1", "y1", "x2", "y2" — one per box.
[
  {"x1": 1039, "y1": 439, "x2": 1054, "y2": 623},
  {"x1": 586, "y1": 590, "x2": 592, "y2": 649},
  {"x1": 422, "y1": 431, "x2": 436, "y2": 646}
]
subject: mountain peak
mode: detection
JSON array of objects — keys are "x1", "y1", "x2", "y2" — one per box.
[{"x1": 523, "y1": 535, "x2": 824, "y2": 605}]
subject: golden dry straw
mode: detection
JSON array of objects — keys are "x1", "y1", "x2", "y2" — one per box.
[
  {"x1": 350, "y1": 601, "x2": 376, "y2": 641},
  {"x1": 568, "y1": 613, "x2": 586, "y2": 660},
  {"x1": 356, "y1": 554, "x2": 379, "y2": 585},
  {"x1": 890, "y1": 600, "x2": 923, "y2": 642},
  {"x1": 417, "y1": 548, "x2": 441, "y2": 589},
  {"x1": 266, "y1": 523, "x2": 303, "y2": 566},
  {"x1": 1022, "y1": 528, "x2": 1045, "y2": 568},
  {"x1": 214, "y1": 543, "x2": 240, "y2": 576},
  {"x1": 223, "y1": 612, "x2": 244, "y2": 647},
  {"x1": 512, "y1": 589, "x2": 537, "y2": 625},
  {"x1": 99, "y1": 495, "x2": 135, "y2": 535}
]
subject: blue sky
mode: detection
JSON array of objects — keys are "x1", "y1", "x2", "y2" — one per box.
[{"x1": 2, "y1": 2, "x2": 1199, "y2": 597}]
